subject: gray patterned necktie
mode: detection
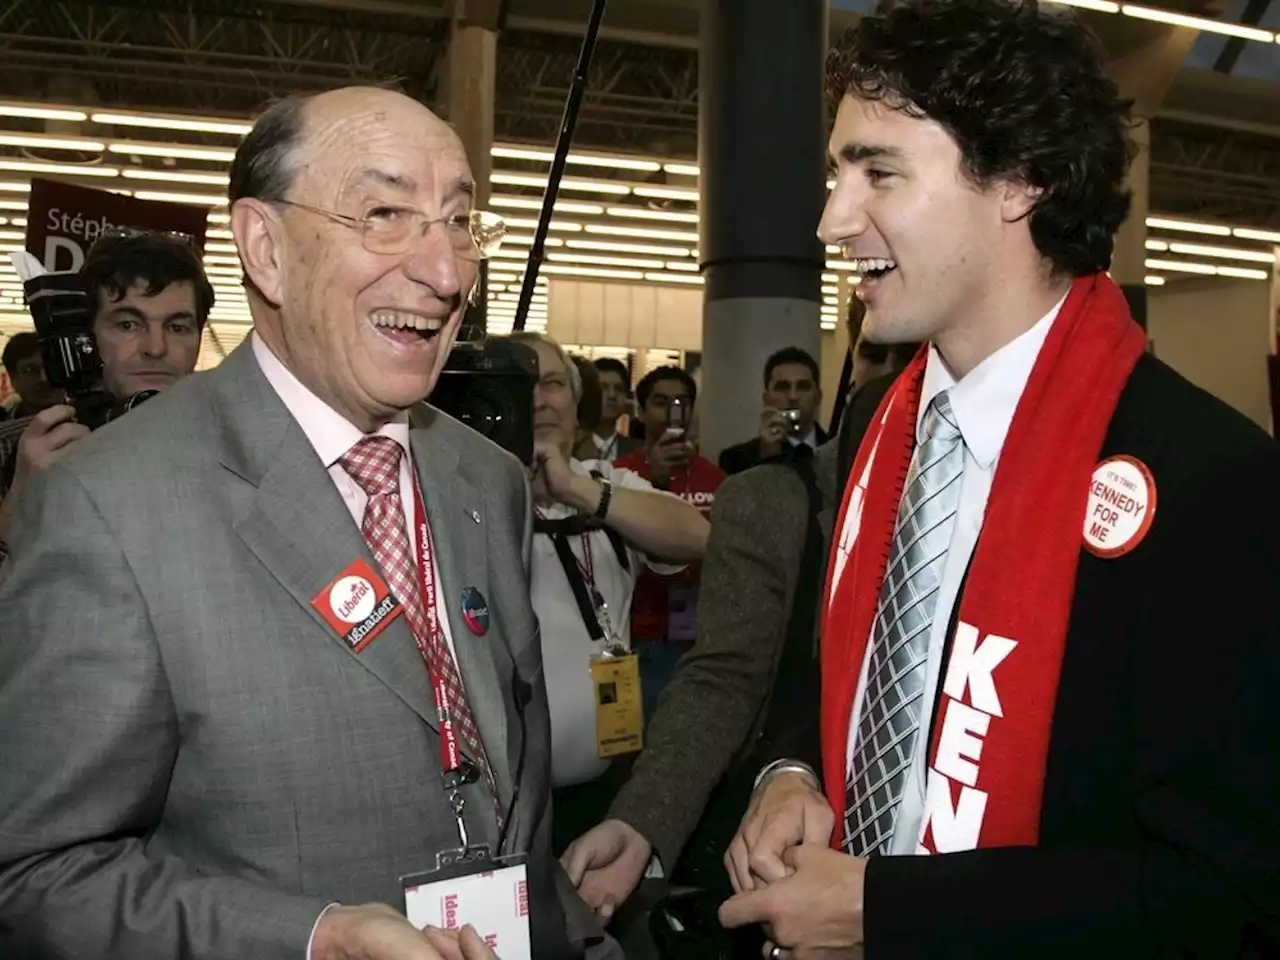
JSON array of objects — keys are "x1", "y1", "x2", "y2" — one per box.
[{"x1": 842, "y1": 390, "x2": 964, "y2": 856}]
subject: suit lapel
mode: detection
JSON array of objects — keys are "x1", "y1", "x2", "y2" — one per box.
[
  {"x1": 409, "y1": 410, "x2": 513, "y2": 808},
  {"x1": 213, "y1": 343, "x2": 442, "y2": 734}
]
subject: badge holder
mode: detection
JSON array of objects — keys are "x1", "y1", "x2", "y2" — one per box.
[
  {"x1": 588, "y1": 592, "x2": 645, "y2": 759},
  {"x1": 401, "y1": 764, "x2": 533, "y2": 960}
]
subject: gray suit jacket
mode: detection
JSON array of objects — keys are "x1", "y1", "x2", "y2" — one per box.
[
  {"x1": 0, "y1": 342, "x2": 612, "y2": 959},
  {"x1": 609, "y1": 443, "x2": 840, "y2": 870}
]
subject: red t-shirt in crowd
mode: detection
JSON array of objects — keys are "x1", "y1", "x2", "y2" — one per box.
[{"x1": 612, "y1": 449, "x2": 727, "y2": 642}]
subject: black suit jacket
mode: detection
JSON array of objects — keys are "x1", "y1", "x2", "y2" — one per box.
[
  {"x1": 719, "y1": 424, "x2": 829, "y2": 476},
  {"x1": 847, "y1": 353, "x2": 1280, "y2": 957}
]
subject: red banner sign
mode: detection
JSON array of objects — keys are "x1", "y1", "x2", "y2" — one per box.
[{"x1": 23, "y1": 178, "x2": 209, "y2": 273}]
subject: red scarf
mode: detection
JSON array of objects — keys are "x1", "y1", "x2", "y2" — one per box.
[{"x1": 820, "y1": 273, "x2": 1146, "y2": 853}]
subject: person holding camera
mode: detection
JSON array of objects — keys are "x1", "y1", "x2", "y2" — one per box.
[
  {"x1": 718, "y1": 347, "x2": 826, "y2": 476},
  {"x1": 613, "y1": 365, "x2": 726, "y2": 720},
  {"x1": 505, "y1": 335, "x2": 710, "y2": 854},
  {"x1": 1, "y1": 332, "x2": 61, "y2": 420},
  {"x1": 0, "y1": 231, "x2": 211, "y2": 554}
]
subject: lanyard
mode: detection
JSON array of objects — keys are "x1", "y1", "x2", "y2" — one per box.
[
  {"x1": 535, "y1": 507, "x2": 623, "y2": 651},
  {"x1": 408, "y1": 468, "x2": 475, "y2": 848}
]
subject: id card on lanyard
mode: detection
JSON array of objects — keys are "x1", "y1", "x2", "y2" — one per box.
[{"x1": 401, "y1": 469, "x2": 531, "y2": 959}]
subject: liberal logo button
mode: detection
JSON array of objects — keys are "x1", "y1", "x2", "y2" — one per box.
[{"x1": 461, "y1": 586, "x2": 490, "y2": 636}]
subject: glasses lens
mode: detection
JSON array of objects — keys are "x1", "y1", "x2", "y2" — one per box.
[{"x1": 470, "y1": 210, "x2": 507, "y2": 259}]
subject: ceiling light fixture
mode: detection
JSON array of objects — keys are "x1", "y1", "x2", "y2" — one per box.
[{"x1": 90, "y1": 111, "x2": 253, "y2": 136}]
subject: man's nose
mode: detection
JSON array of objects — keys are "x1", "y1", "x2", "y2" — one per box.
[
  {"x1": 817, "y1": 181, "x2": 869, "y2": 249},
  {"x1": 142, "y1": 325, "x2": 168, "y2": 357},
  {"x1": 402, "y1": 224, "x2": 464, "y2": 299}
]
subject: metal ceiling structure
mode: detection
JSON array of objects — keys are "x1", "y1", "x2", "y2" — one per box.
[{"x1": 0, "y1": 0, "x2": 1275, "y2": 225}]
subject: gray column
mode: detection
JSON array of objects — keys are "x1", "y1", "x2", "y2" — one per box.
[
  {"x1": 443, "y1": 0, "x2": 500, "y2": 336},
  {"x1": 698, "y1": 0, "x2": 829, "y2": 459}
]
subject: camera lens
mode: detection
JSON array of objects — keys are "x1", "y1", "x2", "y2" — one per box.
[{"x1": 455, "y1": 390, "x2": 507, "y2": 439}]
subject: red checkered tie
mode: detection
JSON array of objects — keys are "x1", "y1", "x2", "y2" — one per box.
[{"x1": 339, "y1": 435, "x2": 493, "y2": 796}]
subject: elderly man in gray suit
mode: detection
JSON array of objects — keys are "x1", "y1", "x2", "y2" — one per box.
[{"x1": 0, "y1": 88, "x2": 614, "y2": 960}]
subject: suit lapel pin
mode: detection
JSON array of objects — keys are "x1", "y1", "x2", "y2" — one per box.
[
  {"x1": 1083, "y1": 455, "x2": 1156, "y2": 559},
  {"x1": 470, "y1": 509, "x2": 481, "y2": 524},
  {"x1": 461, "y1": 586, "x2": 490, "y2": 636}
]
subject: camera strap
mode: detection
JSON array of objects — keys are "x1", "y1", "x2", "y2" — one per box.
[{"x1": 534, "y1": 515, "x2": 631, "y2": 642}]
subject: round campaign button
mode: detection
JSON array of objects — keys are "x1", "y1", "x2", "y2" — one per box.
[
  {"x1": 461, "y1": 586, "x2": 490, "y2": 636},
  {"x1": 1083, "y1": 456, "x2": 1157, "y2": 559},
  {"x1": 329, "y1": 575, "x2": 376, "y2": 624}
]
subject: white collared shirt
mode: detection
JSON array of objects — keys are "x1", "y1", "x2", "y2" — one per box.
[
  {"x1": 593, "y1": 431, "x2": 621, "y2": 462},
  {"x1": 251, "y1": 332, "x2": 459, "y2": 662},
  {"x1": 845, "y1": 294, "x2": 1066, "y2": 855},
  {"x1": 787, "y1": 425, "x2": 820, "y2": 450}
]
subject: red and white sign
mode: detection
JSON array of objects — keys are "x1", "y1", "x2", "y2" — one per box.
[
  {"x1": 1082, "y1": 456, "x2": 1156, "y2": 558},
  {"x1": 404, "y1": 860, "x2": 531, "y2": 960},
  {"x1": 311, "y1": 557, "x2": 403, "y2": 652}
]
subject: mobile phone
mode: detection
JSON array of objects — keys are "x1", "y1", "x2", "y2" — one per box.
[{"x1": 666, "y1": 396, "x2": 687, "y2": 433}]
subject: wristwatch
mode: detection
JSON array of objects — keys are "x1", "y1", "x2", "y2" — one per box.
[{"x1": 589, "y1": 470, "x2": 613, "y2": 520}]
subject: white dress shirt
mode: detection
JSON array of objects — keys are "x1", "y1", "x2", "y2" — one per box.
[
  {"x1": 534, "y1": 458, "x2": 684, "y2": 788},
  {"x1": 252, "y1": 332, "x2": 458, "y2": 664},
  {"x1": 787, "y1": 425, "x2": 820, "y2": 451},
  {"x1": 845, "y1": 295, "x2": 1065, "y2": 855},
  {"x1": 593, "y1": 430, "x2": 622, "y2": 462}
]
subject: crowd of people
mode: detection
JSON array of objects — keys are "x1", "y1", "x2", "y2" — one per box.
[{"x1": 1, "y1": 0, "x2": 1277, "y2": 958}]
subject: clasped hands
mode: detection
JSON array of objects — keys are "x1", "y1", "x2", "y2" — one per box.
[{"x1": 719, "y1": 773, "x2": 868, "y2": 960}]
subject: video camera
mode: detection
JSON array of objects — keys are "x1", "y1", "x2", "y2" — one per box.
[
  {"x1": 431, "y1": 338, "x2": 539, "y2": 466},
  {"x1": 22, "y1": 269, "x2": 158, "y2": 430}
]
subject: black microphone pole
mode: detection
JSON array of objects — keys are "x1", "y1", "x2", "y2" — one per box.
[{"x1": 512, "y1": 0, "x2": 608, "y2": 332}]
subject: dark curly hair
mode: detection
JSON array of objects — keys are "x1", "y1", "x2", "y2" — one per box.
[{"x1": 825, "y1": 0, "x2": 1134, "y2": 277}]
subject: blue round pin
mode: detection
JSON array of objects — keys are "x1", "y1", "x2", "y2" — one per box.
[{"x1": 460, "y1": 586, "x2": 490, "y2": 636}]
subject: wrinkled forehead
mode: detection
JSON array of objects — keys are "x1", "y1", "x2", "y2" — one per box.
[{"x1": 294, "y1": 105, "x2": 474, "y2": 206}]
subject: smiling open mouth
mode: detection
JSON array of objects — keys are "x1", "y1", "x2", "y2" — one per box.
[
  {"x1": 852, "y1": 258, "x2": 898, "y2": 281},
  {"x1": 370, "y1": 310, "x2": 445, "y2": 343}
]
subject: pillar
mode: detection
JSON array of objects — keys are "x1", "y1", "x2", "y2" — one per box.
[
  {"x1": 444, "y1": 0, "x2": 500, "y2": 336},
  {"x1": 1111, "y1": 118, "x2": 1151, "y2": 332},
  {"x1": 697, "y1": 0, "x2": 829, "y2": 460}
]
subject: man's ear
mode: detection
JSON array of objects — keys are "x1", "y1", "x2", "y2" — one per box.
[
  {"x1": 230, "y1": 198, "x2": 286, "y2": 306},
  {"x1": 1000, "y1": 179, "x2": 1044, "y2": 224}
]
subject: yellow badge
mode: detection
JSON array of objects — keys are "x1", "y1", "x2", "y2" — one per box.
[{"x1": 590, "y1": 653, "x2": 644, "y2": 759}]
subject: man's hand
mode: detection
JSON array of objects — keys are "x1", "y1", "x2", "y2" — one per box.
[
  {"x1": 719, "y1": 845, "x2": 866, "y2": 959},
  {"x1": 647, "y1": 429, "x2": 694, "y2": 486},
  {"x1": 757, "y1": 406, "x2": 787, "y2": 461},
  {"x1": 726, "y1": 772, "x2": 833, "y2": 893},
  {"x1": 13, "y1": 404, "x2": 89, "y2": 486},
  {"x1": 532, "y1": 438, "x2": 578, "y2": 504},
  {"x1": 313, "y1": 904, "x2": 499, "y2": 960},
  {"x1": 561, "y1": 818, "x2": 653, "y2": 920}
]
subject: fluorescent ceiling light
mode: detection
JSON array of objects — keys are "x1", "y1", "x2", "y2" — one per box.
[
  {"x1": 1145, "y1": 216, "x2": 1230, "y2": 237},
  {"x1": 665, "y1": 261, "x2": 700, "y2": 272},
  {"x1": 0, "y1": 103, "x2": 87, "y2": 121},
  {"x1": 499, "y1": 234, "x2": 565, "y2": 247},
  {"x1": 91, "y1": 111, "x2": 253, "y2": 136},
  {"x1": 121, "y1": 169, "x2": 229, "y2": 186},
  {"x1": 497, "y1": 217, "x2": 583, "y2": 232},
  {"x1": 1145, "y1": 239, "x2": 1168, "y2": 251},
  {"x1": 1215, "y1": 265, "x2": 1270, "y2": 280},
  {"x1": 0, "y1": 133, "x2": 104, "y2": 152},
  {"x1": 208, "y1": 213, "x2": 230, "y2": 224},
  {"x1": 490, "y1": 196, "x2": 604, "y2": 215},
  {"x1": 1166, "y1": 241, "x2": 1274, "y2": 263},
  {"x1": 541, "y1": 264, "x2": 645, "y2": 281},
  {"x1": 632, "y1": 186, "x2": 698, "y2": 202},
  {"x1": 583, "y1": 224, "x2": 698, "y2": 243},
  {"x1": 1121, "y1": 4, "x2": 1274, "y2": 41},
  {"x1": 604, "y1": 206, "x2": 699, "y2": 224},
  {"x1": 491, "y1": 173, "x2": 630, "y2": 195},
  {"x1": 566, "y1": 239, "x2": 691, "y2": 257},
  {"x1": 1233, "y1": 227, "x2": 1280, "y2": 244},
  {"x1": 644, "y1": 272, "x2": 703, "y2": 284},
  {"x1": 133, "y1": 190, "x2": 227, "y2": 206},
  {"x1": 0, "y1": 200, "x2": 27, "y2": 209},
  {"x1": 1144, "y1": 258, "x2": 1215, "y2": 275},
  {"x1": 107, "y1": 141, "x2": 238, "y2": 163},
  {"x1": 549, "y1": 252, "x2": 665, "y2": 269},
  {"x1": 662, "y1": 163, "x2": 700, "y2": 177},
  {"x1": 0, "y1": 159, "x2": 118, "y2": 177},
  {"x1": 204, "y1": 242, "x2": 239, "y2": 255},
  {"x1": 0, "y1": 183, "x2": 29, "y2": 193},
  {"x1": 207, "y1": 229, "x2": 234, "y2": 240},
  {"x1": 0, "y1": 230, "x2": 24, "y2": 241},
  {"x1": 825, "y1": 260, "x2": 862, "y2": 271},
  {"x1": 491, "y1": 145, "x2": 660, "y2": 172}
]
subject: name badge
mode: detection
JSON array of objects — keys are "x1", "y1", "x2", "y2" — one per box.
[
  {"x1": 311, "y1": 557, "x2": 404, "y2": 652},
  {"x1": 590, "y1": 653, "x2": 644, "y2": 758},
  {"x1": 403, "y1": 849, "x2": 531, "y2": 960}
]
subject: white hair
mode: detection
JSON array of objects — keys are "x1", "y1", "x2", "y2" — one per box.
[{"x1": 502, "y1": 331, "x2": 582, "y2": 402}]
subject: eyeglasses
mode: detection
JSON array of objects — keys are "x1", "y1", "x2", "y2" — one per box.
[{"x1": 277, "y1": 201, "x2": 507, "y2": 261}]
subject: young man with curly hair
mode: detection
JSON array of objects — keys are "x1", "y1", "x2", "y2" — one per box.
[{"x1": 721, "y1": 1, "x2": 1280, "y2": 956}]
